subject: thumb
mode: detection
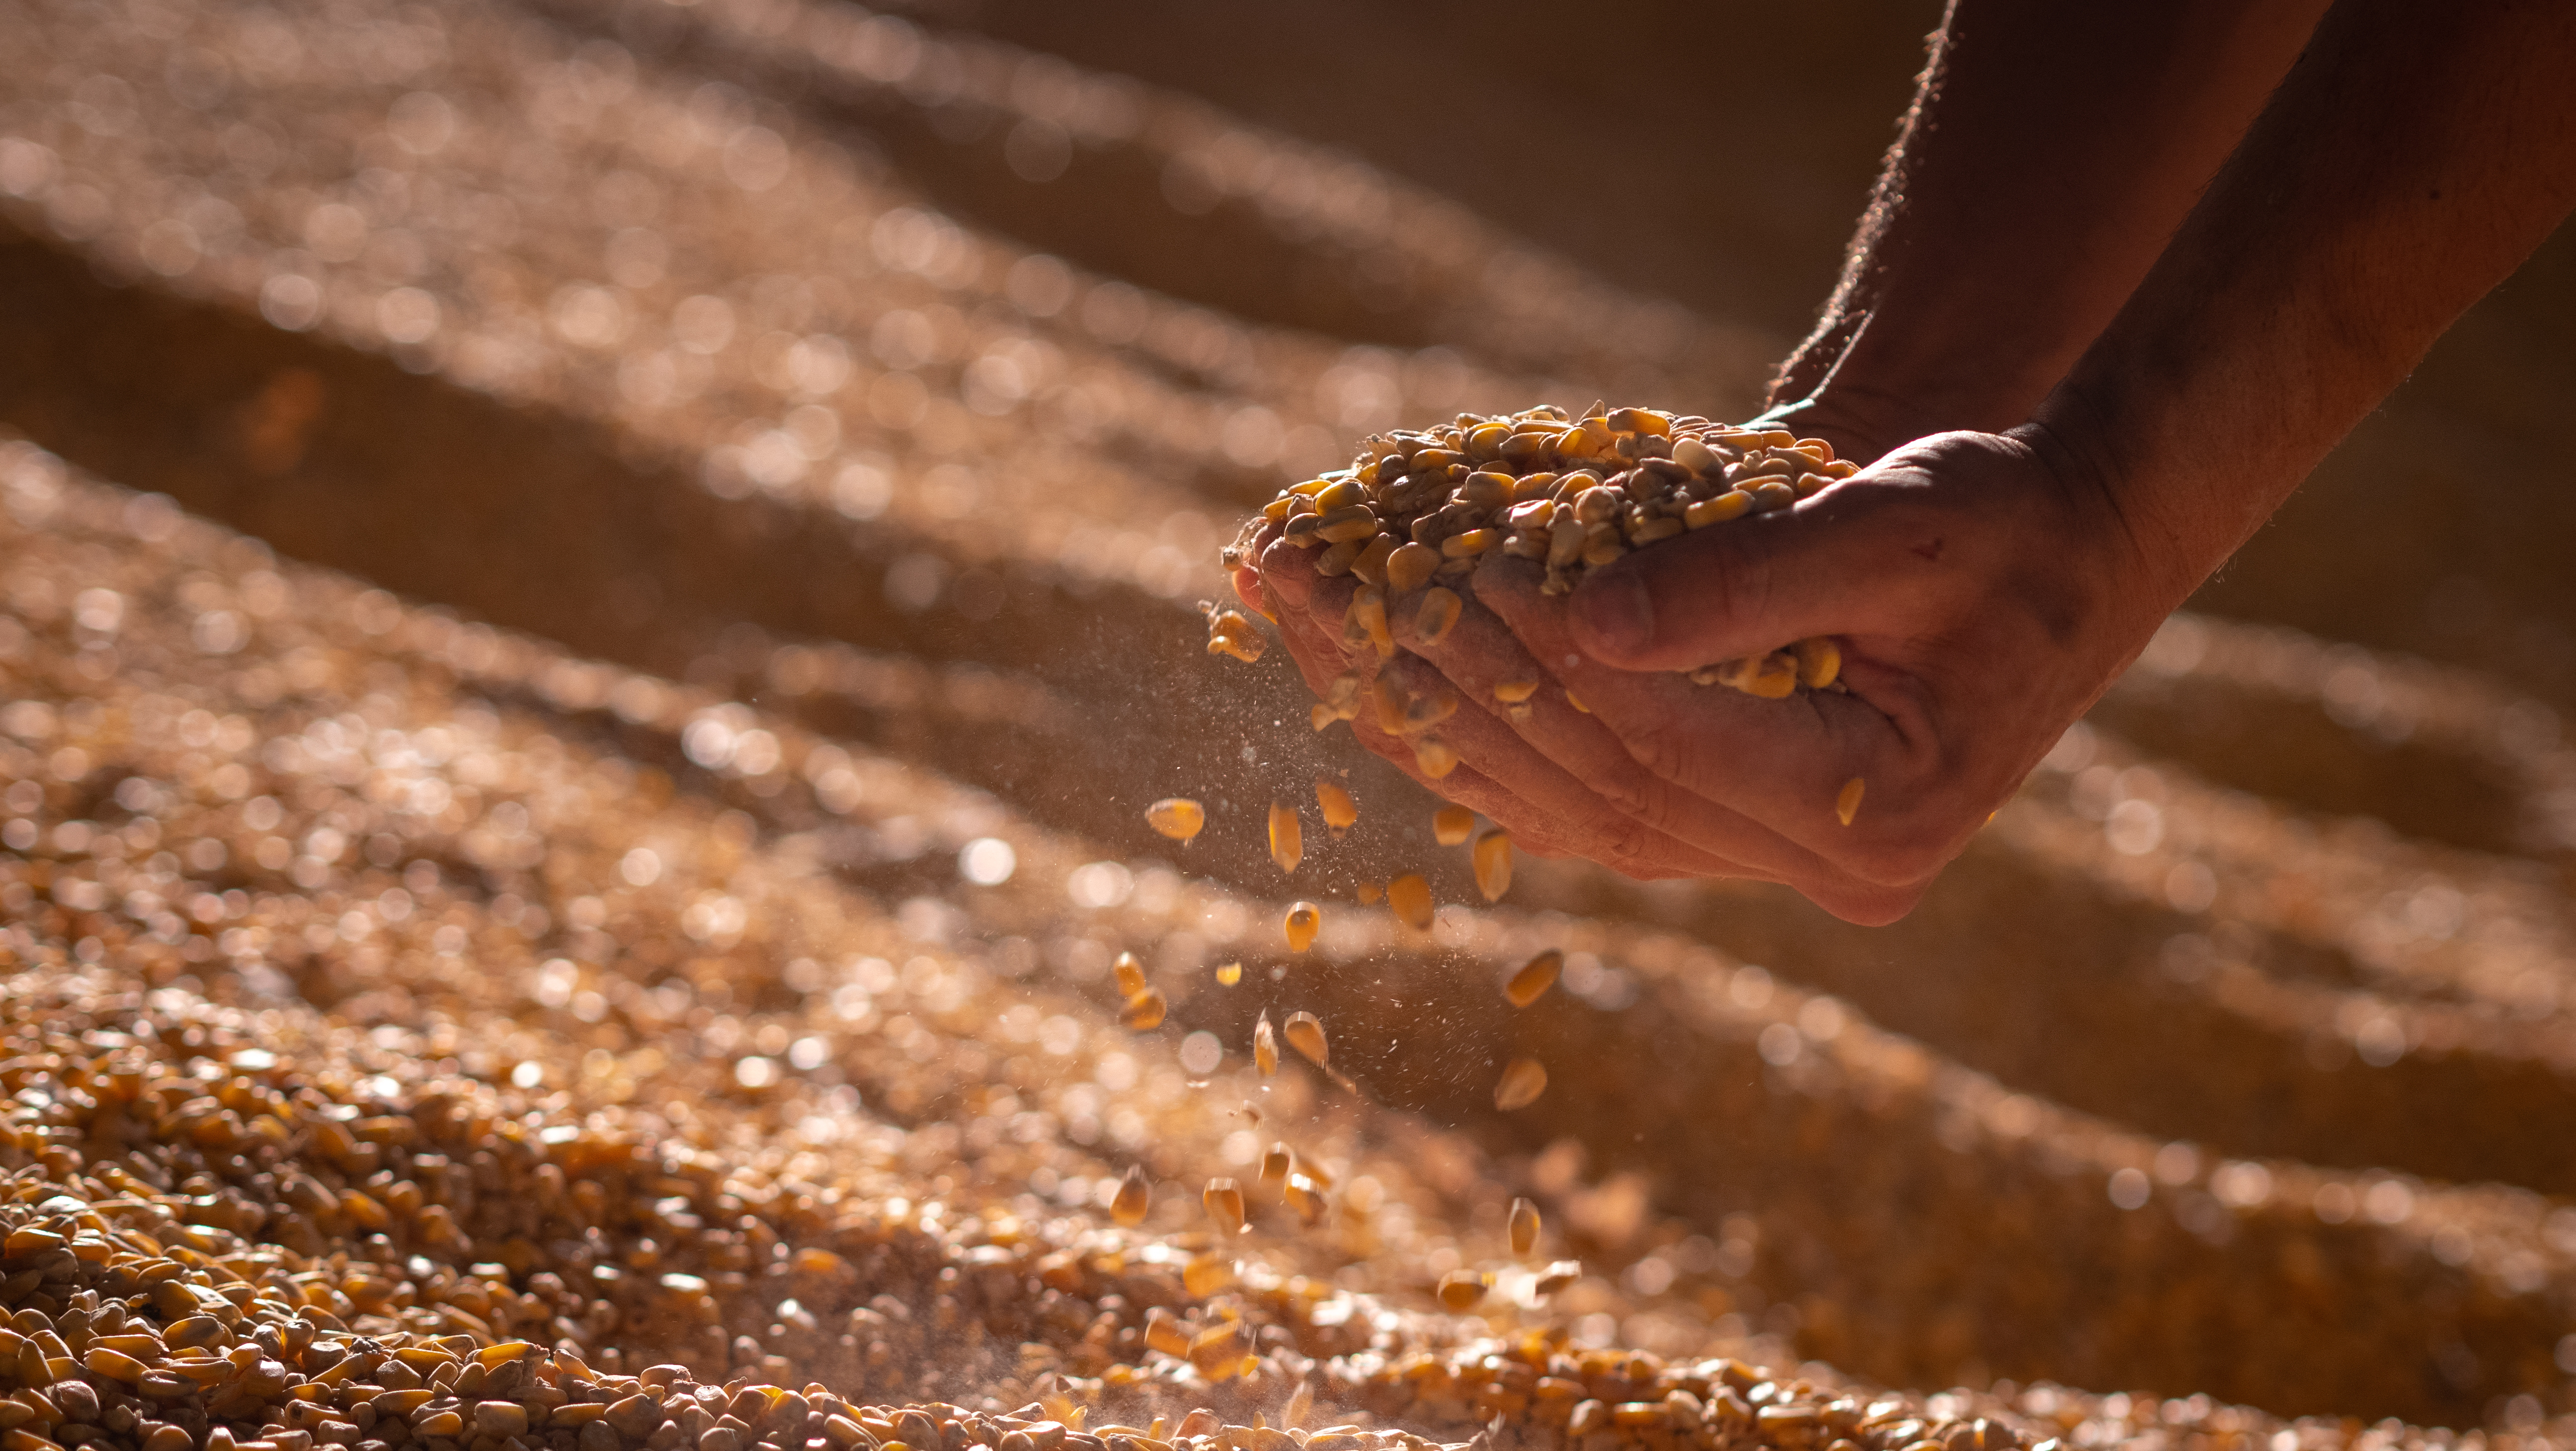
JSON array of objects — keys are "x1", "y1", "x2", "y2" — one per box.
[{"x1": 1566, "y1": 481, "x2": 1925, "y2": 672}]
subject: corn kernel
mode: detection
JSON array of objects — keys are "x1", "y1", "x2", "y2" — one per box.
[
  {"x1": 1494, "y1": 1058, "x2": 1548, "y2": 1110},
  {"x1": 1436, "y1": 1271, "x2": 1488, "y2": 1311},
  {"x1": 1254, "y1": 1013, "x2": 1280, "y2": 1075},
  {"x1": 1121, "y1": 989, "x2": 1167, "y2": 1031},
  {"x1": 1564, "y1": 686, "x2": 1589, "y2": 713},
  {"x1": 1347, "y1": 585, "x2": 1393, "y2": 658},
  {"x1": 1402, "y1": 686, "x2": 1458, "y2": 734},
  {"x1": 1216, "y1": 962, "x2": 1243, "y2": 986},
  {"x1": 1315, "y1": 536, "x2": 1364, "y2": 577},
  {"x1": 1111, "y1": 1165, "x2": 1151, "y2": 1226},
  {"x1": 1415, "y1": 586, "x2": 1462, "y2": 645},
  {"x1": 1204, "y1": 1179, "x2": 1246, "y2": 1237},
  {"x1": 1284, "y1": 901, "x2": 1320, "y2": 953},
  {"x1": 1413, "y1": 736, "x2": 1459, "y2": 778},
  {"x1": 1441, "y1": 528, "x2": 1498, "y2": 559},
  {"x1": 1492, "y1": 679, "x2": 1539, "y2": 704},
  {"x1": 1837, "y1": 777, "x2": 1865, "y2": 826},
  {"x1": 1113, "y1": 951, "x2": 1147, "y2": 998},
  {"x1": 1433, "y1": 806, "x2": 1474, "y2": 845},
  {"x1": 1385, "y1": 542, "x2": 1440, "y2": 593},
  {"x1": 1269, "y1": 799, "x2": 1303, "y2": 874},
  {"x1": 1314, "y1": 777, "x2": 1358, "y2": 835},
  {"x1": 1472, "y1": 828, "x2": 1513, "y2": 901},
  {"x1": 1145, "y1": 798, "x2": 1206, "y2": 841},
  {"x1": 1504, "y1": 950, "x2": 1561, "y2": 1008},
  {"x1": 1794, "y1": 637, "x2": 1842, "y2": 689},
  {"x1": 1606, "y1": 407, "x2": 1672, "y2": 436},
  {"x1": 1686, "y1": 491, "x2": 1753, "y2": 528},
  {"x1": 1508, "y1": 1198, "x2": 1541, "y2": 1256},
  {"x1": 1351, "y1": 534, "x2": 1400, "y2": 585},
  {"x1": 1388, "y1": 874, "x2": 1433, "y2": 931},
  {"x1": 1282, "y1": 1011, "x2": 1328, "y2": 1068},
  {"x1": 1260, "y1": 1142, "x2": 1290, "y2": 1187}
]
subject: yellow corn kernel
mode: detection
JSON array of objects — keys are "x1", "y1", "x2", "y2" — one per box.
[
  {"x1": 1315, "y1": 504, "x2": 1379, "y2": 544},
  {"x1": 1282, "y1": 1011, "x2": 1328, "y2": 1068},
  {"x1": 1494, "y1": 1057, "x2": 1548, "y2": 1110},
  {"x1": 1685, "y1": 491, "x2": 1753, "y2": 529},
  {"x1": 1460, "y1": 470, "x2": 1514, "y2": 507},
  {"x1": 1581, "y1": 530, "x2": 1627, "y2": 567},
  {"x1": 1356, "y1": 881, "x2": 1382, "y2": 905},
  {"x1": 1254, "y1": 1013, "x2": 1280, "y2": 1076},
  {"x1": 1282, "y1": 513, "x2": 1322, "y2": 548},
  {"x1": 1629, "y1": 516, "x2": 1685, "y2": 545},
  {"x1": 1290, "y1": 476, "x2": 1337, "y2": 496},
  {"x1": 1314, "y1": 537, "x2": 1364, "y2": 577},
  {"x1": 1793, "y1": 471, "x2": 1835, "y2": 497},
  {"x1": 1465, "y1": 422, "x2": 1513, "y2": 460},
  {"x1": 1113, "y1": 951, "x2": 1147, "y2": 999},
  {"x1": 1436, "y1": 1271, "x2": 1489, "y2": 1311},
  {"x1": 1145, "y1": 798, "x2": 1206, "y2": 842},
  {"x1": 1415, "y1": 587, "x2": 1462, "y2": 645},
  {"x1": 1284, "y1": 901, "x2": 1320, "y2": 953},
  {"x1": 1671, "y1": 436, "x2": 1726, "y2": 475},
  {"x1": 1314, "y1": 778, "x2": 1358, "y2": 836},
  {"x1": 1111, "y1": 1165, "x2": 1151, "y2": 1226},
  {"x1": 1511, "y1": 470, "x2": 1561, "y2": 501},
  {"x1": 1749, "y1": 479, "x2": 1798, "y2": 512},
  {"x1": 1825, "y1": 459, "x2": 1860, "y2": 478},
  {"x1": 1262, "y1": 495, "x2": 1293, "y2": 522},
  {"x1": 1283, "y1": 1174, "x2": 1327, "y2": 1227},
  {"x1": 1269, "y1": 799, "x2": 1303, "y2": 874},
  {"x1": 1310, "y1": 702, "x2": 1341, "y2": 731},
  {"x1": 1385, "y1": 542, "x2": 1440, "y2": 593},
  {"x1": 1441, "y1": 528, "x2": 1499, "y2": 559},
  {"x1": 1472, "y1": 829, "x2": 1513, "y2": 902},
  {"x1": 1492, "y1": 679, "x2": 1539, "y2": 704},
  {"x1": 1402, "y1": 687, "x2": 1458, "y2": 735},
  {"x1": 1504, "y1": 950, "x2": 1561, "y2": 1008},
  {"x1": 1606, "y1": 407, "x2": 1672, "y2": 437},
  {"x1": 1205, "y1": 608, "x2": 1266, "y2": 663},
  {"x1": 1713, "y1": 653, "x2": 1798, "y2": 699},
  {"x1": 1260, "y1": 1142, "x2": 1290, "y2": 1187},
  {"x1": 1836, "y1": 777, "x2": 1865, "y2": 826},
  {"x1": 1564, "y1": 685, "x2": 1589, "y2": 713},
  {"x1": 1314, "y1": 478, "x2": 1363, "y2": 512},
  {"x1": 1121, "y1": 989, "x2": 1167, "y2": 1031},
  {"x1": 1348, "y1": 585, "x2": 1393, "y2": 658},
  {"x1": 1204, "y1": 1179, "x2": 1246, "y2": 1237},
  {"x1": 1433, "y1": 806, "x2": 1474, "y2": 846},
  {"x1": 1387, "y1": 874, "x2": 1434, "y2": 931},
  {"x1": 1351, "y1": 534, "x2": 1400, "y2": 586},
  {"x1": 1795, "y1": 436, "x2": 1837, "y2": 462},
  {"x1": 1533, "y1": 1260, "x2": 1582, "y2": 1296},
  {"x1": 1793, "y1": 637, "x2": 1841, "y2": 689},
  {"x1": 1370, "y1": 673, "x2": 1410, "y2": 736},
  {"x1": 1216, "y1": 962, "x2": 1243, "y2": 986},
  {"x1": 1508, "y1": 1197, "x2": 1541, "y2": 1256},
  {"x1": 1413, "y1": 736, "x2": 1459, "y2": 778}
]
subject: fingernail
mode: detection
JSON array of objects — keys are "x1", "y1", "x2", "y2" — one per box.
[{"x1": 1574, "y1": 573, "x2": 1652, "y2": 659}]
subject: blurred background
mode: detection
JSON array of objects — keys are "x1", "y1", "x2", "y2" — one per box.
[{"x1": 7, "y1": 0, "x2": 2576, "y2": 1434}]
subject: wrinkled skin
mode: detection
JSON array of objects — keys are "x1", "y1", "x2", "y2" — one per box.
[{"x1": 1240, "y1": 428, "x2": 2166, "y2": 925}]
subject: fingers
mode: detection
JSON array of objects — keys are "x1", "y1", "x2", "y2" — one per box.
[
  {"x1": 1565, "y1": 474, "x2": 1940, "y2": 675},
  {"x1": 1475, "y1": 557, "x2": 1940, "y2": 904}
]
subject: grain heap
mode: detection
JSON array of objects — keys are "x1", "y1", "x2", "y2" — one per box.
[
  {"x1": 14, "y1": 0, "x2": 2576, "y2": 1444},
  {"x1": 1229, "y1": 407, "x2": 1853, "y2": 755}
]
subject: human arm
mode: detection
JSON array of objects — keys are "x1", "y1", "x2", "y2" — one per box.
[{"x1": 1761, "y1": 0, "x2": 2335, "y2": 462}]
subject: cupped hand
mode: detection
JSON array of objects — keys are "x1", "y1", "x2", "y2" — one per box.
[{"x1": 1241, "y1": 428, "x2": 2170, "y2": 924}]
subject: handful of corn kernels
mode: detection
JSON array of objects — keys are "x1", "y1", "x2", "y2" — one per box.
[{"x1": 1214, "y1": 404, "x2": 1857, "y2": 774}]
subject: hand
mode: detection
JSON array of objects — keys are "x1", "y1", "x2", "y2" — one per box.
[{"x1": 1242, "y1": 429, "x2": 2170, "y2": 924}]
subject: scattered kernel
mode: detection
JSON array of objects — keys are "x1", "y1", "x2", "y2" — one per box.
[
  {"x1": 1146, "y1": 798, "x2": 1207, "y2": 841},
  {"x1": 1433, "y1": 805, "x2": 1475, "y2": 845},
  {"x1": 1494, "y1": 1057, "x2": 1549, "y2": 1110}
]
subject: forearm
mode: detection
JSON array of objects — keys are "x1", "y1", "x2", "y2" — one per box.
[
  {"x1": 1771, "y1": 0, "x2": 2332, "y2": 449},
  {"x1": 2037, "y1": 0, "x2": 2576, "y2": 610}
]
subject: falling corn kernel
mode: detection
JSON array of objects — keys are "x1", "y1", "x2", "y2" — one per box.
[
  {"x1": 1533, "y1": 1260, "x2": 1583, "y2": 1296},
  {"x1": 1260, "y1": 1142, "x2": 1290, "y2": 1188},
  {"x1": 1504, "y1": 950, "x2": 1562, "y2": 1008},
  {"x1": 1314, "y1": 778, "x2": 1358, "y2": 836},
  {"x1": 1282, "y1": 1011, "x2": 1328, "y2": 1069},
  {"x1": 1204, "y1": 1179, "x2": 1246, "y2": 1237},
  {"x1": 1472, "y1": 828, "x2": 1513, "y2": 902},
  {"x1": 1794, "y1": 637, "x2": 1842, "y2": 689},
  {"x1": 1357, "y1": 881, "x2": 1382, "y2": 904},
  {"x1": 1413, "y1": 736, "x2": 1460, "y2": 779},
  {"x1": 1254, "y1": 1013, "x2": 1280, "y2": 1076},
  {"x1": 1112, "y1": 951, "x2": 1147, "y2": 999},
  {"x1": 1387, "y1": 874, "x2": 1434, "y2": 931},
  {"x1": 1436, "y1": 1270, "x2": 1489, "y2": 1311},
  {"x1": 1492, "y1": 679, "x2": 1539, "y2": 704},
  {"x1": 1205, "y1": 605, "x2": 1266, "y2": 664},
  {"x1": 1215, "y1": 962, "x2": 1243, "y2": 986},
  {"x1": 1508, "y1": 1197, "x2": 1541, "y2": 1256},
  {"x1": 1837, "y1": 777, "x2": 1866, "y2": 826},
  {"x1": 1415, "y1": 587, "x2": 1462, "y2": 645},
  {"x1": 1143, "y1": 1307, "x2": 1192, "y2": 1357},
  {"x1": 1269, "y1": 799, "x2": 1303, "y2": 874},
  {"x1": 1121, "y1": 989, "x2": 1167, "y2": 1032},
  {"x1": 1284, "y1": 901, "x2": 1321, "y2": 953},
  {"x1": 1494, "y1": 1057, "x2": 1548, "y2": 1110},
  {"x1": 1146, "y1": 798, "x2": 1206, "y2": 842},
  {"x1": 1283, "y1": 1174, "x2": 1327, "y2": 1226},
  {"x1": 1111, "y1": 1165, "x2": 1151, "y2": 1226},
  {"x1": 1433, "y1": 806, "x2": 1474, "y2": 846}
]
